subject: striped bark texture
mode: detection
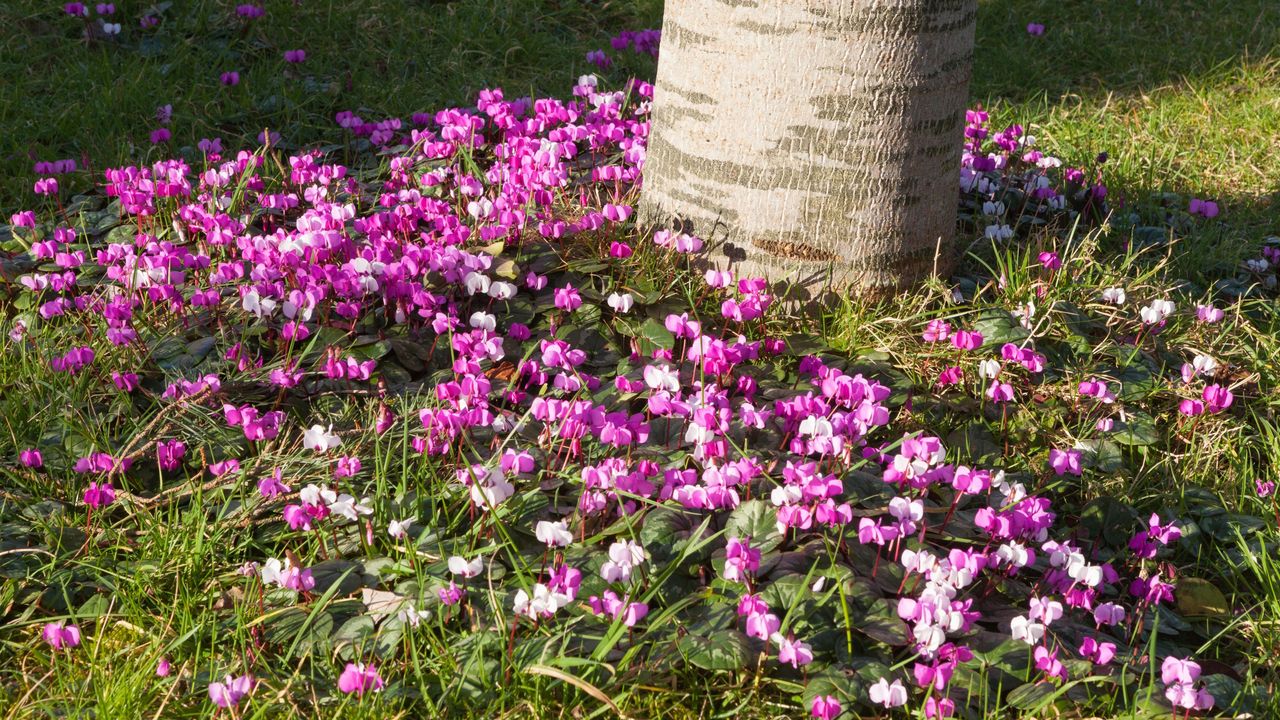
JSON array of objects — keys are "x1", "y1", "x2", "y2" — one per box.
[{"x1": 640, "y1": 0, "x2": 977, "y2": 299}]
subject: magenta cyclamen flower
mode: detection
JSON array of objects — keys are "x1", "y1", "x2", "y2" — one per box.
[
  {"x1": 553, "y1": 285, "x2": 583, "y2": 312},
  {"x1": 156, "y1": 440, "x2": 185, "y2": 470},
  {"x1": 284, "y1": 49, "x2": 306, "y2": 63},
  {"x1": 220, "y1": 71, "x2": 240, "y2": 86},
  {"x1": 65, "y1": 3, "x2": 89, "y2": 17},
  {"x1": 1202, "y1": 384, "x2": 1233, "y2": 413},
  {"x1": 1188, "y1": 198, "x2": 1219, "y2": 218},
  {"x1": 149, "y1": 128, "x2": 171, "y2": 144},
  {"x1": 337, "y1": 662, "x2": 384, "y2": 695},
  {"x1": 1026, "y1": 22, "x2": 1045, "y2": 36},
  {"x1": 83, "y1": 481, "x2": 116, "y2": 509},
  {"x1": 41, "y1": 621, "x2": 81, "y2": 650},
  {"x1": 951, "y1": 330, "x2": 984, "y2": 351},
  {"x1": 1048, "y1": 448, "x2": 1082, "y2": 476},
  {"x1": 810, "y1": 695, "x2": 841, "y2": 720},
  {"x1": 1037, "y1": 251, "x2": 1061, "y2": 270},
  {"x1": 19, "y1": 449, "x2": 43, "y2": 468}
]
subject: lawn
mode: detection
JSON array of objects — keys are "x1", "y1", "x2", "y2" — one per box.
[{"x1": 1, "y1": 1, "x2": 1279, "y2": 718}]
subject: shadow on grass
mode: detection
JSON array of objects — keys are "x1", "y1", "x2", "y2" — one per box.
[{"x1": 973, "y1": 0, "x2": 1280, "y2": 104}]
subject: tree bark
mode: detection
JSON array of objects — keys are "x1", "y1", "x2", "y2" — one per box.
[{"x1": 640, "y1": 0, "x2": 976, "y2": 299}]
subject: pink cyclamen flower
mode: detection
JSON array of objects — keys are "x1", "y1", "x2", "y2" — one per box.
[
  {"x1": 937, "y1": 366, "x2": 963, "y2": 387},
  {"x1": 149, "y1": 128, "x2": 170, "y2": 144},
  {"x1": 1079, "y1": 636, "x2": 1116, "y2": 665},
  {"x1": 1048, "y1": 448, "x2": 1082, "y2": 476},
  {"x1": 1095, "y1": 417, "x2": 1114, "y2": 432},
  {"x1": 1257, "y1": 480, "x2": 1276, "y2": 498},
  {"x1": 156, "y1": 657, "x2": 171, "y2": 676},
  {"x1": 1203, "y1": 384, "x2": 1233, "y2": 413},
  {"x1": 1195, "y1": 304, "x2": 1224, "y2": 323},
  {"x1": 208, "y1": 674, "x2": 254, "y2": 708},
  {"x1": 810, "y1": 695, "x2": 841, "y2": 720},
  {"x1": 65, "y1": 3, "x2": 89, "y2": 17},
  {"x1": 83, "y1": 481, "x2": 116, "y2": 509},
  {"x1": 1188, "y1": 198, "x2": 1219, "y2": 218},
  {"x1": 220, "y1": 71, "x2": 240, "y2": 86},
  {"x1": 1038, "y1": 251, "x2": 1061, "y2": 270},
  {"x1": 986, "y1": 380, "x2": 1015, "y2": 403},
  {"x1": 922, "y1": 319, "x2": 951, "y2": 343},
  {"x1": 951, "y1": 330, "x2": 984, "y2": 351},
  {"x1": 19, "y1": 449, "x2": 43, "y2": 468},
  {"x1": 773, "y1": 634, "x2": 813, "y2": 668},
  {"x1": 42, "y1": 621, "x2": 81, "y2": 650},
  {"x1": 553, "y1": 285, "x2": 583, "y2": 312},
  {"x1": 1178, "y1": 399, "x2": 1205, "y2": 417},
  {"x1": 337, "y1": 662, "x2": 385, "y2": 695},
  {"x1": 284, "y1": 49, "x2": 306, "y2": 63},
  {"x1": 1026, "y1": 22, "x2": 1045, "y2": 36}
]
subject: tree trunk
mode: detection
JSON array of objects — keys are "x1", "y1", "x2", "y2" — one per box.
[{"x1": 640, "y1": 0, "x2": 976, "y2": 299}]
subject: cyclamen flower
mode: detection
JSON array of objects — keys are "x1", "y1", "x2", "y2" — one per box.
[
  {"x1": 1139, "y1": 299, "x2": 1175, "y2": 325},
  {"x1": 535, "y1": 520, "x2": 573, "y2": 547},
  {"x1": 1079, "y1": 636, "x2": 1116, "y2": 665},
  {"x1": 19, "y1": 449, "x2": 43, "y2": 468},
  {"x1": 869, "y1": 677, "x2": 908, "y2": 708},
  {"x1": 447, "y1": 555, "x2": 483, "y2": 578},
  {"x1": 722, "y1": 536, "x2": 760, "y2": 582},
  {"x1": 951, "y1": 330, "x2": 984, "y2": 350},
  {"x1": 208, "y1": 674, "x2": 254, "y2": 708},
  {"x1": 810, "y1": 695, "x2": 841, "y2": 720},
  {"x1": 1100, "y1": 287, "x2": 1126, "y2": 305},
  {"x1": 303, "y1": 424, "x2": 341, "y2": 452},
  {"x1": 553, "y1": 285, "x2": 582, "y2": 312},
  {"x1": 337, "y1": 663, "x2": 384, "y2": 695},
  {"x1": 220, "y1": 71, "x2": 240, "y2": 86},
  {"x1": 1048, "y1": 448, "x2": 1082, "y2": 476},
  {"x1": 1188, "y1": 198, "x2": 1219, "y2": 218},
  {"x1": 600, "y1": 540, "x2": 646, "y2": 583},
  {"x1": 283, "y1": 49, "x2": 306, "y2": 63},
  {"x1": 1026, "y1": 22, "x2": 1045, "y2": 35},
  {"x1": 1203, "y1": 384, "x2": 1233, "y2": 413},
  {"x1": 1195, "y1": 304, "x2": 1224, "y2": 323},
  {"x1": 772, "y1": 634, "x2": 813, "y2": 668},
  {"x1": 607, "y1": 292, "x2": 634, "y2": 313},
  {"x1": 83, "y1": 481, "x2": 116, "y2": 509},
  {"x1": 387, "y1": 517, "x2": 414, "y2": 540},
  {"x1": 1038, "y1": 251, "x2": 1061, "y2": 270},
  {"x1": 42, "y1": 621, "x2": 81, "y2": 650}
]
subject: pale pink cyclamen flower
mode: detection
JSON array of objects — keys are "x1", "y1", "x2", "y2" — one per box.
[
  {"x1": 772, "y1": 634, "x2": 813, "y2": 668},
  {"x1": 208, "y1": 674, "x2": 254, "y2": 708},
  {"x1": 869, "y1": 677, "x2": 908, "y2": 708},
  {"x1": 1195, "y1": 304, "x2": 1224, "y2": 323}
]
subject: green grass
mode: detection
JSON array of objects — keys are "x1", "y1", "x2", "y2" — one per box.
[{"x1": 3, "y1": 0, "x2": 1280, "y2": 718}]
